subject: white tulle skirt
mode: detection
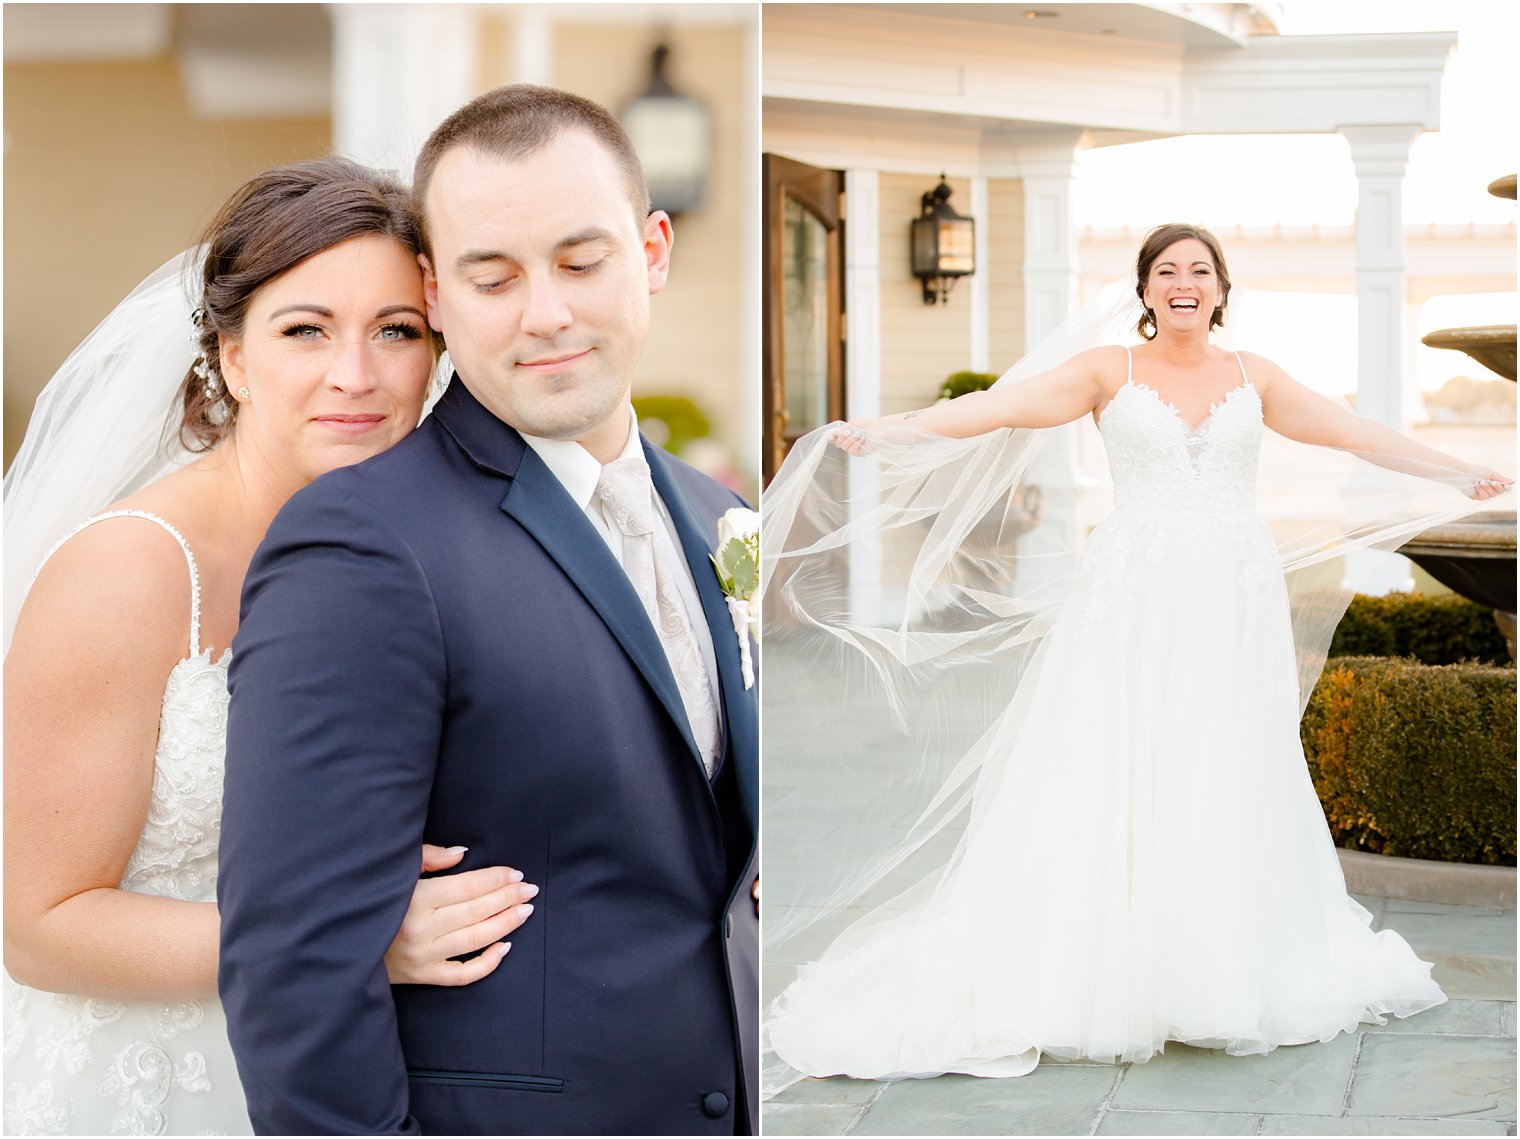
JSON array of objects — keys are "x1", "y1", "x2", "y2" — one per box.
[{"x1": 766, "y1": 504, "x2": 1446, "y2": 1081}]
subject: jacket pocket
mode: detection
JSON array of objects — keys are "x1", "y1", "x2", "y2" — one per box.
[{"x1": 407, "y1": 1069, "x2": 564, "y2": 1094}]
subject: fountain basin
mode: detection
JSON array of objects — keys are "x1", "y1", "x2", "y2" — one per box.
[{"x1": 1420, "y1": 326, "x2": 1517, "y2": 383}]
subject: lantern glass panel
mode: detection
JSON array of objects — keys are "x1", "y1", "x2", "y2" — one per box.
[{"x1": 937, "y1": 218, "x2": 974, "y2": 275}]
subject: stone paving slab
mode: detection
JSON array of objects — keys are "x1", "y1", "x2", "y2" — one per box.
[
  {"x1": 850, "y1": 1069, "x2": 1119, "y2": 1136},
  {"x1": 1380, "y1": 912, "x2": 1518, "y2": 956},
  {"x1": 1094, "y1": 1108, "x2": 1261, "y2": 1134},
  {"x1": 1347, "y1": 1033, "x2": 1516, "y2": 1121},
  {"x1": 1258, "y1": 1115, "x2": 1513, "y2": 1135},
  {"x1": 1364, "y1": 999, "x2": 1508, "y2": 1036},
  {"x1": 1109, "y1": 1035, "x2": 1358, "y2": 1116},
  {"x1": 771, "y1": 1077, "x2": 883, "y2": 1106},
  {"x1": 762, "y1": 1101, "x2": 859, "y2": 1135},
  {"x1": 1427, "y1": 953, "x2": 1518, "y2": 1001}
]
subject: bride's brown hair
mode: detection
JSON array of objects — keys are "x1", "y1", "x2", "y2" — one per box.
[
  {"x1": 1134, "y1": 223, "x2": 1231, "y2": 341},
  {"x1": 175, "y1": 157, "x2": 431, "y2": 452}
]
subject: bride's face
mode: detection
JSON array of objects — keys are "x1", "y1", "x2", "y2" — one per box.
[
  {"x1": 1141, "y1": 237, "x2": 1221, "y2": 338},
  {"x1": 220, "y1": 233, "x2": 433, "y2": 485}
]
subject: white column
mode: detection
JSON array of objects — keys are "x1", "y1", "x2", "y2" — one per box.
[
  {"x1": 1342, "y1": 124, "x2": 1420, "y2": 429},
  {"x1": 511, "y1": 6, "x2": 554, "y2": 86},
  {"x1": 329, "y1": 4, "x2": 480, "y2": 176},
  {"x1": 1341, "y1": 124, "x2": 1420, "y2": 595},
  {"x1": 844, "y1": 169, "x2": 886, "y2": 624},
  {"x1": 739, "y1": 14, "x2": 760, "y2": 488},
  {"x1": 844, "y1": 169, "x2": 882, "y2": 420},
  {"x1": 1015, "y1": 142, "x2": 1085, "y2": 587},
  {"x1": 969, "y1": 176, "x2": 990, "y2": 373}
]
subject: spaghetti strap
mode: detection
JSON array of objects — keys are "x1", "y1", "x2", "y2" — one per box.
[
  {"x1": 1233, "y1": 351, "x2": 1249, "y2": 385},
  {"x1": 1124, "y1": 345, "x2": 1133, "y2": 384},
  {"x1": 30, "y1": 510, "x2": 205, "y2": 658}
]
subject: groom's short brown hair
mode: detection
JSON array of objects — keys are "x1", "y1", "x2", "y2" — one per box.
[{"x1": 412, "y1": 84, "x2": 651, "y2": 259}]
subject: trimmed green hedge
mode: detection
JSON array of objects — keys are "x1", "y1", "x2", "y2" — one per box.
[
  {"x1": 1329, "y1": 591, "x2": 1508, "y2": 666},
  {"x1": 1301, "y1": 655, "x2": 1516, "y2": 865},
  {"x1": 937, "y1": 371, "x2": 998, "y2": 401}
]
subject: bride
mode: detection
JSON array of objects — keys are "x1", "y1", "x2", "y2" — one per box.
[
  {"x1": 3, "y1": 159, "x2": 537, "y2": 1135},
  {"x1": 761, "y1": 223, "x2": 1510, "y2": 1088}
]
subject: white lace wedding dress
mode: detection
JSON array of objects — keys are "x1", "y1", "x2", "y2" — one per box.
[
  {"x1": 766, "y1": 351, "x2": 1446, "y2": 1081},
  {"x1": 4, "y1": 512, "x2": 251, "y2": 1135}
]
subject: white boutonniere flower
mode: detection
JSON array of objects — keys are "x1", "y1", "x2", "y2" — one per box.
[{"x1": 710, "y1": 507, "x2": 760, "y2": 689}]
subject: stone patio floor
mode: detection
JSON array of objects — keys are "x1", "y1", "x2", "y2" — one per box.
[{"x1": 762, "y1": 896, "x2": 1517, "y2": 1136}]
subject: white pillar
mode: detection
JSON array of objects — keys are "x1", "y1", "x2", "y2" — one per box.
[
  {"x1": 1015, "y1": 142, "x2": 1084, "y2": 586},
  {"x1": 844, "y1": 169, "x2": 886, "y2": 623},
  {"x1": 969, "y1": 176, "x2": 990, "y2": 373},
  {"x1": 739, "y1": 14, "x2": 760, "y2": 488},
  {"x1": 1341, "y1": 125, "x2": 1420, "y2": 595},
  {"x1": 844, "y1": 169, "x2": 882, "y2": 420},
  {"x1": 329, "y1": 4, "x2": 480, "y2": 176},
  {"x1": 511, "y1": 6, "x2": 554, "y2": 86},
  {"x1": 1342, "y1": 124, "x2": 1420, "y2": 429}
]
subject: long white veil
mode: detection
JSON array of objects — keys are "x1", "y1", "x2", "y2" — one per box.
[
  {"x1": 758, "y1": 282, "x2": 1508, "y2": 1096},
  {"x1": 3, "y1": 250, "x2": 205, "y2": 653}
]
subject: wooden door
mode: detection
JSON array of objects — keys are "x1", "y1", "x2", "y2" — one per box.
[{"x1": 763, "y1": 154, "x2": 844, "y2": 485}]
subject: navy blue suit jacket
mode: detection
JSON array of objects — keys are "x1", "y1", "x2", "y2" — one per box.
[{"x1": 218, "y1": 379, "x2": 758, "y2": 1135}]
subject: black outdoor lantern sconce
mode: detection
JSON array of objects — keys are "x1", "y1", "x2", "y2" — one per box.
[
  {"x1": 911, "y1": 174, "x2": 975, "y2": 305},
  {"x1": 620, "y1": 43, "x2": 714, "y2": 219}
]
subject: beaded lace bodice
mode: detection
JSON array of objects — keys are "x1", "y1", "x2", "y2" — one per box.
[
  {"x1": 1075, "y1": 352, "x2": 1277, "y2": 628},
  {"x1": 1098, "y1": 349, "x2": 1261, "y2": 515},
  {"x1": 3, "y1": 510, "x2": 243, "y2": 1137}
]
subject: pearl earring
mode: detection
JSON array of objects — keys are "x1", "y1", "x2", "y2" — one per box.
[{"x1": 237, "y1": 387, "x2": 251, "y2": 400}]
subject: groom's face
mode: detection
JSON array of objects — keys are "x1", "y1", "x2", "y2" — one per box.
[{"x1": 421, "y1": 128, "x2": 673, "y2": 463}]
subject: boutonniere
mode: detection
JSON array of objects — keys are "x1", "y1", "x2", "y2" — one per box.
[{"x1": 710, "y1": 507, "x2": 760, "y2": 689}]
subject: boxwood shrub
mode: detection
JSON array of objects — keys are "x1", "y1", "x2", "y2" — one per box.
[
  {"x1": 1329, "y1": 591, "x2": 1508, "y2": 665},
  {"x1": 1301, "y1": 655, "x2": 1516, "y2": 865}
]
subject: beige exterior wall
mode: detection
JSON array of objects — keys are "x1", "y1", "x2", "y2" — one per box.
[
  {"x1": 4, "y1": 11, "x2": 754, "y2": 485},
  {"x1": 3, "y1": 59, "x2": 329, "y2": 466},
  {"x1": 876, "y1": 172, "x2": 974, "y2": 415},
  {"x1": 553, "y1": 22, "x2": 752, "y2": 468},
  {"x1": 987, "y1": 178, "x2": 1026, "y2": 371}
]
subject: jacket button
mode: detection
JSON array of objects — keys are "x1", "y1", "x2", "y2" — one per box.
[{"x1": 701, "y1": 1091, "x2": 730, "y2": 1118}]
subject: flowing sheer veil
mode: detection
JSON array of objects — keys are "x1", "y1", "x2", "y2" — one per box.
[
  {"x1": 758, "y1": 281, "x2": 1508, "y2": 1096},
  {"x1": 3, "y1": 250, "x2": 205, "y2": 653}
]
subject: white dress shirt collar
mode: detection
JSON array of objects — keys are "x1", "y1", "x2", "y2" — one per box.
[{"x1": 518, "y1": 407, "x2": 642, "y2": 510}]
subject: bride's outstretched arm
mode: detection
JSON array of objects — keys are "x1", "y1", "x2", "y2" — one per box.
[
  {"x1": 1252, "y1": 353, "x2": 1513, "y2": 500},
  {"x1": 832, "y1": 346, "x2": 1115, "y2": 451}
]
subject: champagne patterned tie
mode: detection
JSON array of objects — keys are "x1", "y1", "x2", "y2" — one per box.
[{"x1": 595, "y1": 456, "x2": 720, "y2": 776}]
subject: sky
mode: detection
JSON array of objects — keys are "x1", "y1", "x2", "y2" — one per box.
[{"x1": 1071, "y1": 1, "x2": 1517, "y2": 398}]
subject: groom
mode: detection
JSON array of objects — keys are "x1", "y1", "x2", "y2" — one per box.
[{"x1": 218, "y1": 85, "x2": 757, "y2": 1135}]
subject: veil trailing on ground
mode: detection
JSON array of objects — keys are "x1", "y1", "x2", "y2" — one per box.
[
  {"x1": 758, "y1": 282, "x2": 1507, "y2": 1096},
  {"x1": 3, "y1": 250, "x2": 205, "y2": 653}
]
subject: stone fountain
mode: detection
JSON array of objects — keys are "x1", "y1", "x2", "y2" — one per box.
[{"x1": 1400, "y1": 173, "x2": 1517, "y2": 657}]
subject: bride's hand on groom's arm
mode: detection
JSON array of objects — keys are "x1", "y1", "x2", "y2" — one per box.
[{"x1": 383, "y1": 843, "x2": 539, "y2": 987}]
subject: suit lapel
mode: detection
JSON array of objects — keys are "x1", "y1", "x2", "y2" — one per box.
[
  {"x1": 499, "y1": 445, "x2": 702, "y2": 767},
  {"x1": 645, "y1": 443, "x2": 759, "y2": 829}
]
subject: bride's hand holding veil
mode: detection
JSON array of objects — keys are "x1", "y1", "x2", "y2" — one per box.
[{"x1": 1244, "y1": 351, "x2": 1514, "y2": 499}]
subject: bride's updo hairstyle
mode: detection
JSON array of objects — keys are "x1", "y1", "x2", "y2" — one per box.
[
  {"x1": 175, "y1": 157, "x2": 427, "y2": 452},
  {"x1": 1134, "y1": 222, "x2": 1232, "y2": 341}
]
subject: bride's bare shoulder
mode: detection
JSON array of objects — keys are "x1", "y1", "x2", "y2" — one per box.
[{"x1": 1234, "y1": 350, "x2": 1291, "y2": 391}]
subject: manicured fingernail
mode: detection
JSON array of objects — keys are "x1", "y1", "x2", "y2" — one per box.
[
  {"x1": 517, "y1": 903, "x2": 534, "y2": 918},
  {"x1": 504, "y1": 868, "x2": 524, "y2": 883},
  {"x1": 501, "y1": 941, "x2": 512, "y2": 955},
  {"x1": 520, "y1": 883, "x2": 540, "y2": 900},
  {"x1": 444, "y1": 846, "x2": 468, "y2": 855}
]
